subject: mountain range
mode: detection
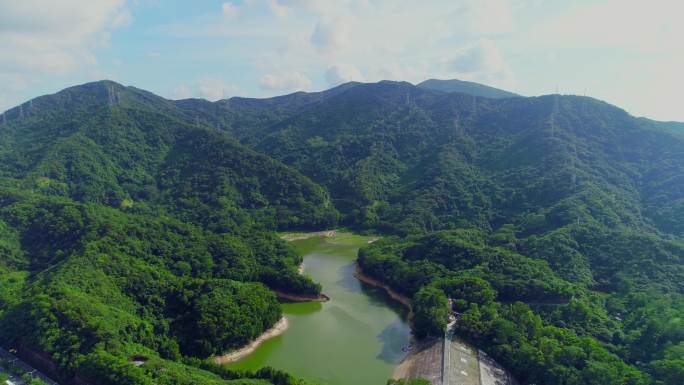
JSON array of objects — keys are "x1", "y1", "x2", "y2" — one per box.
[{"x1": 1, "y1": 79, "x2": 683, "y2": 385}]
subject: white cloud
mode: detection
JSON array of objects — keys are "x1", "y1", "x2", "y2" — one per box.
[
  {"x1": 527, "y1": 0, "x2": 683, "y2": 52},
  {"x1": 198, "y1": 78, "x2": 239, "y2": 100},
  {"x1": 173, "y1": 78, "x2": 240, "y2": 100},
  {"x1": 310, "y1": 18, "x2": 351, "y2": 53},
  {"x1": 367, "y1": 62, "x2": 431, "y2": 84},
  {"x1": 260, "y1": 71, "x2": 312, "y2": 91},
  {"x1": 267, "y1": 0, "x2": 290, "y2": 18},
  {"x1": 222, "y1": 2, "x2": 240, "y2": 18},
  {"x1": 154, "y1": 0, "x2": 520, "y2": 92},
  {"x1": 6, "y1": 0, "x2": 684, "y2": 120},
  {"x1": 0, "y1": 0, "x2": 130, "y2": 110},
  {"x1": 450, "y1": 40, "x2": 506, "y2": 74},
  {"x1": 516, "y1": 0, "x2": 684, "y2": 120},
  {"x1": 325, "y1": 64, "x2": 363, "y2": 86},
  {"x1": 111, "y1": 7, "x2": 133, "y2": 28},
  {"x1": 0, "y1": 0, "x2": 129, "y2": 74},
  {"x1": 275, "y1": 0, "x2": 354, "y2": 16},
  {"x1": 173, "y1": 84, "x2": 193, "y2": 99},
  {"x1": 458, "y1": 0, "x2": 515, "y2": 35},
  {"x1": 448, "y1": 39, "x2": 514, "y2": 87}
]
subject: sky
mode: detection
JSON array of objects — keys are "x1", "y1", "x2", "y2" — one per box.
[{"x1": 1, "y1": 0, "x2": 683, "y2": 121}]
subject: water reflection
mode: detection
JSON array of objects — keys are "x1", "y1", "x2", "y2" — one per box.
[
  {"x1": 376, "y1": 318, "x2": 411, "y2": 364},
  {"x1": 282, "y1": 301, "x2": 323, "y2": 315},
  {"x1": 358, "y1": 280, "x2": 411, "y2": 319},
  {"x1": 336, "y1": 262, "x2": 363, "y2": 292},
  {"x1": 229, "y1": 233, "x2": 412, "y2": 385}
]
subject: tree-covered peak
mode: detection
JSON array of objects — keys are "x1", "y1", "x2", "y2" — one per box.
[
  {"x1": 0, "y1": 80, "x2": 338, "y2": 385},
  {"x1": 2, "y1": 79, "x2": 684, "y2": 385},
  {"x1": 417, "y1": 78, "x2": 520, "y2": 99}
]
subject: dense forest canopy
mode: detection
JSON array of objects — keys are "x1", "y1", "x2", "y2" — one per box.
[
  {"x1": 416, "y1": 78, "x2": 521, "y2": 99},
  {"x1": 0, "y1": 81, "x2": 333, "y2": 385},
  {"x1": 1, "y1": 79, "x2": 684, "y2": 385},
  {"x1": 177, "y1": 80, "x2": 684, "y2": 385}
]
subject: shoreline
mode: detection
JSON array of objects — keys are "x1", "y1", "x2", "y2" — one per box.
[
  {"x1": 216, "y1": 233, "x2": 330, "y2": 366},
  {"x1": 274, "y1": 235, "x2": 331, "y2": 302},
  {"x1": 355, "y1": 262, "x2": 517, "y2": 385},
  {"x1": 273, "y1": 259, "x2": 330, "y2": 302},
  {"x1": 274, "y1": 291, "x2": 330, "y2": 302},
  {"x1": 354, "y1": 261, "x2": 426, "y2": 383},
  {"x1": 353, "y1": 261, "x2": 413, "y2": 317},
  {"x1": 213, "y1": 317, "x2": 289, "y2": 365},
  {"x1": 215, "y1": 232, "x2": 401, "y2": 371},
  {"x1": 280, "y1": 230, "x2": 337, "y2": 242}
]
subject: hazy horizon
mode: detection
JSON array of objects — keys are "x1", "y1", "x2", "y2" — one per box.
[{"x1": 1, "y1": 0, "x2": 683, "y2": 121}]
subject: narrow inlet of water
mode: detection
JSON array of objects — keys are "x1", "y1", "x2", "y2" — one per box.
[{"x1": 227, "y1": 233, "x2": 412, "y2": 385}]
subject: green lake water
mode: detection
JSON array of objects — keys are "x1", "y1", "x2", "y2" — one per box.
[{"x1": 227, "y1": 233, "x2": 412, "y2": 385}]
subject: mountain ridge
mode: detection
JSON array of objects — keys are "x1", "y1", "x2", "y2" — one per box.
[
  {"x1": 1, "y1": 78, "x2": 684, "y2": 385},
  {"x1": 417, "y1": 78, "x2": 521, "y2": 99}
]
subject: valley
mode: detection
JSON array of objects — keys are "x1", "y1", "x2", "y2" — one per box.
[
  {"x1": 0, "y1": 79, "x2": 683, "y2": 385},
  {"x1": 226, "y1": 232, "x2": 411, "y2": 385},
  {"x1": 3, "y1": 2, "x2": 683, "y2": 385},
  {"x1": 218, "y1": 230, "x2": 516, "y2": 385}
]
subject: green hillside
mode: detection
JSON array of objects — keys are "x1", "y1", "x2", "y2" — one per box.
[
  {"x1": 178, "y1": 80, "x2": 684, "y2": 385},
  {"x1": 417, "y1": 78, "x2": 520, "y2": 98},
  {"x1": 1, "y1": 79, "x2": 684, "y2": 385},
  {"x1": 199, "y1": 82, "x2": 684, "y2": 239},
  {"x1": 0, "y1": 81, "x2": 336, "y2": 385}
]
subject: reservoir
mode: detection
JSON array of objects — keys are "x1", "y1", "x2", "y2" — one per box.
[{"x1": 227, "y1": 233, "x2": 412, "y2": 385}]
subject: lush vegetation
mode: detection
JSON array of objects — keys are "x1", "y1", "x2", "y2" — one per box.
[
  {"x1": 417, "y1": 78, "x2": 520, "y2": 99},
  {"x1": 1, "y1": 79, "x2": 684, "y2": 385},
  {"x1": 359, "y1": 233, "x2": 651, "y2": 384},
  {"x1": 1, "y1": 353, "x2": 49, "y2": 385},
  {"x1": 0, "y1": 81, "x2": 332, "y2": 385},
  {"x1": 183, "y1": 80, "x2": 684, "y2": 385}
]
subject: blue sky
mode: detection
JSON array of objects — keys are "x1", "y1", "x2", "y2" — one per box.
[{"x1": 1, "y1": 0, "x2": 683, "y2": 121}]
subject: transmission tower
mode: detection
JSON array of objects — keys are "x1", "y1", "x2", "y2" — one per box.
[
  {"x1": 107, "y1": 84, "x2": 115, "y2": 107},
  {"x1": 472, "y1": 95, "x2": 478, "y2": 117},
  {"x1": 550, "y1": 91, "x2": 560, "y2": 138},
  {"x1": 571, "y1": 145, "x2": 578, "y2": 191}
]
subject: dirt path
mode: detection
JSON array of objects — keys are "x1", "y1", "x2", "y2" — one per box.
[{"x1": 213, "y1": 317, "x2": 289, "y2": 364}]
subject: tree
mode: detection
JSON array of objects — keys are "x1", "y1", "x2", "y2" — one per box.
[{"x1": 412, "y1": 286, "x2": 448, "y2": 338}]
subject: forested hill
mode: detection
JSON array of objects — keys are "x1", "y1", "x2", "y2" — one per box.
[
  {"x1": 0, "y1": 80, "x2": 337, "y2": 230},
  {"x1": 175, "y1": 79, "x2": 684, "y2": 385},
  {"x1": 417, "y1": 78, "x2": 521, "y2": 98},
  {"x1": 0, "y1": 80, "x2": 336, "y2": 385},
  {"x1": 1, "y1": 79, "x2": 684, "y2": 385},
  {"x1": 179, "y1": 80, "x2": 684, "y2": 240}
]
